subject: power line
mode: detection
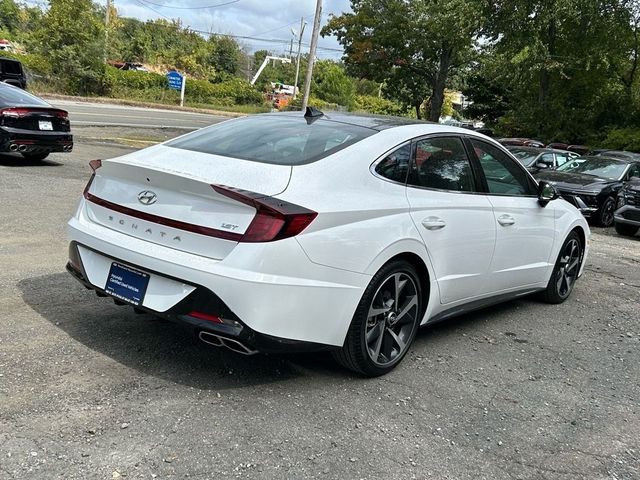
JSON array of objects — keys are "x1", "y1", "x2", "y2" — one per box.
[
  {"x1": 136, "y1": 0, "x2": 240, "y2": 10},
  {"x1": 129, "y1": 0, "x2": 344, "y2": 53}
]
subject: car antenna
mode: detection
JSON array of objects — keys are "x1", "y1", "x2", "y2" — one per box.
[{"x1": 304, "y1": 106, "x2": 324, "y2": 124}]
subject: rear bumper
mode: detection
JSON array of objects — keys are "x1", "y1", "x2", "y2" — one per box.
[
  {"x1": 67, "y1": 205, "x2": 370, "y2": 350},
  {"x1": 66, "y1": 245, "x2": 329, "y2": 353},
  {"x1": 614, "y1": 205, "x2": 640, "y2": 226},
  {"x1": 0, "y1": 127, "x2": 73, "y2": 153}
]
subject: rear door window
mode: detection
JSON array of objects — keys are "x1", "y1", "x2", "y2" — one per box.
[
  {"x1": 1, "y1": 60, "x2": 22, "y2": 75},
  {"x1": 167, "y1": 115, "x2": 376, "y2": 165},
  {"x1": 407, "y1": 136, "x2": 476, "y2": 192}
]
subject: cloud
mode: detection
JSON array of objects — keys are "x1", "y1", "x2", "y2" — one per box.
[{"x1": 112, "y1": 0, "x2": 351, "y2": 58}]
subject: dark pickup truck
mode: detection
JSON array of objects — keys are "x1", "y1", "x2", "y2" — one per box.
[{"x1": 0, "y1": 57, "x2": 27, "y2": 89}]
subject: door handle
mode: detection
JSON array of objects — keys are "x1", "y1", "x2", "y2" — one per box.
[
  {"x1": 422, "y1": 217, "x2": 446, "y2": 230},
  {"x1": 497, "y1": 214, "x2": 515, "y2": 226}
]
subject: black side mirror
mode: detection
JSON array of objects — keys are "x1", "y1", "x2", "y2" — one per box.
[
  {"x1": 538, "y1": 181, "x2": 559, "y2": 207},
  {"x1": 535, "y1": 159, "x2": 551, "y2": 169}
]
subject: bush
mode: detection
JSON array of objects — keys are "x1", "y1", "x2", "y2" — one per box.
[
  {"x1": 352, "y1": 95, "x2": 406, "y2": 116},
  {"x1": 104, "y1": 67, "x2": 264, "y2": 108},
  {"x1": 601, "y1": 128, "x2": 640, "y2": 153}
]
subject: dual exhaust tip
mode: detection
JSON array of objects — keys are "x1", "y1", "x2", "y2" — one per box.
[
  {"x1": 9, "y1": 143, "x2": 25, "y2": 152},
  {"x1": 8, "y1": 143, "x2": 72, "y2": 152},
  {"x1": 198, "y1": 331, "x2": 258, "y2": 356}
]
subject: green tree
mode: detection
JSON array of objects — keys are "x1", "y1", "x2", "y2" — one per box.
[
  {"x1": 0, "y1": 0, "x2": 20, "y2": 32},
  {"x1": 34, "y1": 0, "x2": 106, "y2": 94},
  {"x1": 476, "y1": 0, "x2": 637, "y2": 140},
  {"x1": 323, "y1": 0, "x2": 484, "y2": 120},
  {"x1": 312, "y1": 60, "x2": 355, "y2": 107}
]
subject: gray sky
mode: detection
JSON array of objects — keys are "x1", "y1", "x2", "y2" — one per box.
[{"x1": 109, "y1": 0, "x2": 352, "y2": 59}]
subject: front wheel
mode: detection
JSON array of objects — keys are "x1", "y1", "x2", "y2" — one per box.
[
  {"x1": 21, "y1": 152, "x2": 49, "y2": 162},
  {"x1": 614, "y1": 222, "x2": 639, "y2": 237},
  {"x1": 333, "y1": 260, "x2": 422, "y2": 377},
  {"x1": 596, "y1": 197, "x2": 615, "y2": 227},
  {"x1": 540, "y1": 231, "x2": 583, "y2": 304}
]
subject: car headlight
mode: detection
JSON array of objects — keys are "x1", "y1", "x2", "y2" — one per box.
[{"x1": 577, "y1": 194, "x2": 598, "y2": 206}]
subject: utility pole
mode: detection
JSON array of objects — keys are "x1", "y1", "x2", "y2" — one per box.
[
  {"x1": 292, "y1": 17, "x2": 306, "y2": 99},
  {"x1": 301, "y1": 0, "x2": 322, "y2": 110},
  {"x1": 289, "y1": 39, "x2": 293, "y2": 59},
  {"x1": 104, "y1": 0, "x2": 112, "y2": 63}
]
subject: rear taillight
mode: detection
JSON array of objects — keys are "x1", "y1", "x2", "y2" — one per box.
[
  {"x1": 212, "y1": 185, "x2": 317, "y2": 242},
  {"x1": 0, "y1": 107, "x2": 30, "y2": 118},
  {"x1": 83, "y1": 160, "x2": 102, "y2": 196},
  {"x1": 55, "y1": 110, "x2": 69, "y2": 120}
]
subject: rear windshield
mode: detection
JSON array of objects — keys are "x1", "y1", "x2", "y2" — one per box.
[
  {"x1": 0, "y1": 84, "x2": 49, "y2": 108},
  {"x1": 1, "y1": 59, "x2": 22, "y2": 75},
  {"x1": 166, "y1": 115, "x2": 376, "y2": 165}
]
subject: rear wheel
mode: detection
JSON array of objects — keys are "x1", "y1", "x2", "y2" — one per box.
[
  {"x1": 596, "y1": 196, "x2": 615, "y2": 227},
  {"x1": 333, "y1": 260, "x2": 422, "y2": 377},
  {"x1": 540, "y1": 231, "x2": 583, "y2": 304},
  {"x1": 614, "y1": 222, "x2": 639, "y2": 237},
  {"x1": 21, "y1": 152, "x2": 49, "y2": 161}
]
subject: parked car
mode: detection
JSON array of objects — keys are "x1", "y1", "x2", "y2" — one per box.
[
  {"x1": 593, "y1": 150, "x2": 640, "y2": 161},
  {"x1": 546, "y1": 143, "x2": 591, "y2": 156},
  {"x1": 0, "y1": 83, "x2": 73, "y2": 161},
  {"x1": 536, "y1": 156, "x2": 640, "y2": 227},
  {"x1": 614, "y1": 178, "x2": 640, "y2": 237},
  {"x1": 498, "y1": 137, "x2": 545, "y2": 148},
  {"x1": 0, "y1": 57, "x2": 26, "y2": 89},
  {"x1": 67, "y1": 110, "x2": 589, "y2": 376},
  {"x1": 567, "y1": 145, "x2": 591, "y2": 155},
  {"x1": 506, "y1": 146, "x2": 578, "y2": 173}
]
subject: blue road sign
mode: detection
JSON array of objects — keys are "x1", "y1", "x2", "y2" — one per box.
[{"x1": 167, "y1": 71, "x2": 183, "y2": 90}]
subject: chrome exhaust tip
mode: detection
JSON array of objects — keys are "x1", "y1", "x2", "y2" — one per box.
[
  {"x1": 198, "y1": 331, "x2": 258, "y2": 356},
  {"x1": 18, "y1": 144, "x2": 27, "y2": 152},
  {"x1": 9, "y1": 143, "x2": 18, "y2": 152}
]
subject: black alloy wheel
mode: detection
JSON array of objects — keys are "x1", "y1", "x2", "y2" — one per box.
[
  {"x1": 334, "y1": 260, "x2": 422, "y2": 377},
  {"x1": 596, "y1": 196, "x2": 616, "y2": 227},
  {"x1": 540, "y1": 231, "x2": 583, "y2": 304}
]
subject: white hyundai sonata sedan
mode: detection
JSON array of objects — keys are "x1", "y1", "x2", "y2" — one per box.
[{"x1": 67, "y1": 109, "x2": 589, "y2": 376}]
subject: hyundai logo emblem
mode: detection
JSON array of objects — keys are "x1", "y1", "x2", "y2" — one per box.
[{"x1": 137, "y1": 190, "x2": 157, "y2": 205}]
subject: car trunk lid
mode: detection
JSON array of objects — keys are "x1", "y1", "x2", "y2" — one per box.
[{"x1": 83, "y1": 145, "x2": 293, "y2": 260}]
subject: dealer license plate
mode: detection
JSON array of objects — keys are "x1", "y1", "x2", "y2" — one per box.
[
  {"x1": 104, "y1": 262, "x2": 150, "y2": 306},
  {"x1": 38, "y1": 120, "x2": 53, "y2": 131}
]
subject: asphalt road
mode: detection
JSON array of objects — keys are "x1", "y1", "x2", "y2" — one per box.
[
  {"x1": 48, "y1": 100, "x2": 231, "y2": 130},
  {"x1": 0, "y1": 126, "x2": 639, "y2": 480}
]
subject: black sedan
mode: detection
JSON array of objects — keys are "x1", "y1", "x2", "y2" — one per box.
[
  {"x1": 0, "y1": 83, "x2": 72, "y2": 161},
  {"x1": 535, "y1": 156, "x2": 640, "y2": 227}
]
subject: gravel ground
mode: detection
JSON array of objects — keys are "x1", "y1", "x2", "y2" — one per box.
[{"x1": 0, "y1": 127, "x2": 638, "y2": 480}]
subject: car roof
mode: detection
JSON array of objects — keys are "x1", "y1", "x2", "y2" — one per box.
[{"x1": 507, "y1": 146, "x2": 573, "y2": 154}]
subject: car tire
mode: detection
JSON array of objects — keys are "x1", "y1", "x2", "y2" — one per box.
[
  {"x1": 333, "y1": 260, "x2": 422, "y2": 377},
  {"x1": 540, "y1": 231, "x2": 583, "y2": 304},
  {"x1": 614, "y1": 222, "x2": 639, "y2": 237},
  {"x1": 21, "y1": 152, "x2": 50, "y2": 162},
  {"x1": 596, "y1": 196, "x2": 616, "y2": 227}
]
